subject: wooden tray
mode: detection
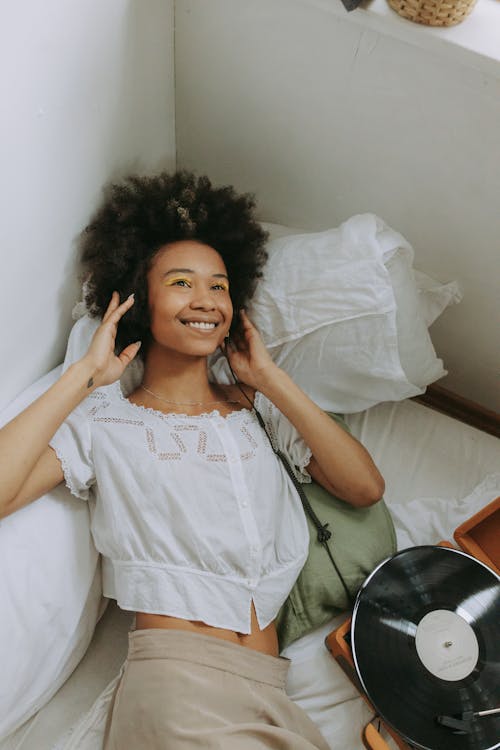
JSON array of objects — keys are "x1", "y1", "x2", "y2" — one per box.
[{"x1": 454, "y1": 496, "x2": 500, "y2": 575}]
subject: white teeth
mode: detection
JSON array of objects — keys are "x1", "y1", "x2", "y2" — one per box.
[{"x1": 185, "y1": 321, "x2": 216, "y2": 329}]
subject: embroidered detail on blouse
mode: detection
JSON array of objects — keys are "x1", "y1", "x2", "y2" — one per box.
[
  {"x1": 93, "y1": 416, "x2": 145, "y2": 426},
  {"x1": 89, "y1": 390, "x2": 108, "y2": 400},
  {"x1": 146, "y1": 427, "x2": 155, "y2": 453},
  {"x1": 198, "y1": 431, "x2": 207, "y2": 454},
  {"x1": 89, "y1": 402, "x2": 110, "y2": 416},
  {"x1": 240, "y1": 423, "x2": 258, "y2": 450},
  {"x1": 146, "y1": 427, "x2": 187, "y2": 461},
  {"x1": 196, "y1": 430, "x2": 229, "y2": 463}
]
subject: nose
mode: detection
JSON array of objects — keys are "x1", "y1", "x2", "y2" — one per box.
[{"x1": 189, "y1": 288, "x2": 216, "y2": 310}]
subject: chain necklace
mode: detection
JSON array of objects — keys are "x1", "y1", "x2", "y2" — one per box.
[{"x1": 139, "y1": 384, "x2": 240, "y2": 407}]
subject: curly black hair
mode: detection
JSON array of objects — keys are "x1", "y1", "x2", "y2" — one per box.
[{"x1": 81, "y1": 170, "x2": 268, "y2": 356}]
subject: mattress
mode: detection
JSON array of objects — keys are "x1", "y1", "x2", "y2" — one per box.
[{"x1": 3, "y1": 398, "x2": 499, "y2": 750}]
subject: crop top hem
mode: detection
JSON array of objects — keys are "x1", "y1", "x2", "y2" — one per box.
[{"x1": 101, "y1": 555, "x2": 306, "y2": 634}]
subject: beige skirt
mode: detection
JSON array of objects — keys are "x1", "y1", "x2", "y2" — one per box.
[{"x1": 103, "y1": 628, "x2": 329, "y2": 749}]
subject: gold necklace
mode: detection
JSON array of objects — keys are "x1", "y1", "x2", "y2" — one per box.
[{"x1": 139, "y1": 384, "x2": 240, "y2": 407}]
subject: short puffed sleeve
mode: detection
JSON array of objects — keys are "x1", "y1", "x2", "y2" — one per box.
[
  {"x1": 253, "y1": 392, "x2": 312, "y2": 483},
  {"x1": 49, "y1": 397, "x2": 96, "y2": 501}
]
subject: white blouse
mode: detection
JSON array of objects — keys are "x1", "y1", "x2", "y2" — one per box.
[{"x1": 49, "y1": 382, "x2": 312, "y2": 634}]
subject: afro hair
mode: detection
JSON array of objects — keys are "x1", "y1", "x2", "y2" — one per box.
[{"x1": 81, "y1": 170, "x2": 268, "y2": 356}]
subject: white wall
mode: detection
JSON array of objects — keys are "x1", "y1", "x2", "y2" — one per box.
[
  {"x1": 0, "y1": 0, "x2": 176, "y2": 412},
  {"x1": 175, "y1": 0, "x2": 500, "y2": 413}
]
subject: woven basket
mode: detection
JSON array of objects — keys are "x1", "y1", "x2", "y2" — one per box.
[{"x1": 387, "y1": 0, "x2": 477, "y2": 26}]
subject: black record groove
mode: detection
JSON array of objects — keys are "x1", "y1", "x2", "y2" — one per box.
[{"x1": 351, "y1": 546, "x2": 500, "y2": 750}]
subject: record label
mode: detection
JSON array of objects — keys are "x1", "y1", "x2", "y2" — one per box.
[{"x1": 415, "y1": 609, "x2": 479, "y2": 681}]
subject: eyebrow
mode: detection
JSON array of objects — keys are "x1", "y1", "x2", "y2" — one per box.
[{"x1": 162, "y1": 268, "x2": 229, "y2": 280}]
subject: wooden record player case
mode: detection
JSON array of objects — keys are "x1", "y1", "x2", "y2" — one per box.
[{"x1": 324, "y1": 496, "x2": 500, "y2": 750}]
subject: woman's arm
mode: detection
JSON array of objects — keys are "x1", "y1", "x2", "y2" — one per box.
[
  {"x1": 253, "y1": 367, "x2": 384, "y2": 506},
  {"x1": 227, "y1": 311, "x2": 385, "y2": 507},
  {"x1": 0, "y1": 293, "x2": 140, "y2": 518}
]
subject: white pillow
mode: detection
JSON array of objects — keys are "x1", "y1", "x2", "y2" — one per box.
[
  {"x1": 414, "y1": 269, "x2": 463, "y2": 327},
  {"x1": 261, "y1": 219, "x2": 462, "y2": 334},
  {"x1": 0, "y1": 369, "x2": 103, "y2": 740},
  {"x1": 242, "y1": 215, "x2": 460, "y2": 412}
]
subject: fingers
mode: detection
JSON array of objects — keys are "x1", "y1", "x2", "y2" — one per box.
[
  {"x1": 102, "y1": 292, "x2": 135, "y2": 324},
  {"x1": 102, "y1": 291, "x2": 120, "y2": 322},
  {"x1": 239, "y1": 309, "x2": 255, "y2": 331},
  {"x1": 240, "y1": 310, "x2": 264, "y2": 344},
  {"x1": 228, "y1": 331, "x2": 246, "y2": 352},
  {"x1": 118, "y1": 340, "x2": 142, "y2": 367},
  {"x1": 224, "y1": 338, "x2": 237, "y2": 358}
]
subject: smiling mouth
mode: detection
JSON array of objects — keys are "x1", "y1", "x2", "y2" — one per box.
[{"x1": 181, "y1": 321, "x2": 219, "y2": 330}]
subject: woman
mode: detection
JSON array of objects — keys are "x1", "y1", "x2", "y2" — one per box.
[{"x1": 0, "y1": 171, "x2": 384, "y2": 748}]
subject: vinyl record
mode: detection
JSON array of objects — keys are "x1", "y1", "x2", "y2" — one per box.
[{"x1": 351, "y1": 546, "x2": 500, "y2": 750}]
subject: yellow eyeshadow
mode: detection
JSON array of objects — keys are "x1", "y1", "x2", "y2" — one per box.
[{"x1": 164, "y1": 276, "x2": 191, "y2": 286}]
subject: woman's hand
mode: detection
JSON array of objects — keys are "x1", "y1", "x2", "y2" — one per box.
[
  {"x1": 225, "y1": 310, "x2": 279, "y2": 390},
  {"x1": 80, "y1": 292, "x2": 141, "y2": 387}
]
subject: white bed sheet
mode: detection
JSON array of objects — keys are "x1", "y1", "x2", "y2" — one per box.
[{"x1": 3, "y1": 399, "x2": 498, "y2": 750}]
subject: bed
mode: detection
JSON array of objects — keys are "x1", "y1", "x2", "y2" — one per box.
[{"x1": 1, "y1": 218, "x2": 498, "y2": 750}]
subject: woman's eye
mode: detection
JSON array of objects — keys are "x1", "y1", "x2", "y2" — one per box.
[
  {"x1": 212, "y1": 283, "x2": 229, "y2": 291},
  {"x1": 166, "y1": 278, "x2": 191, "y2": 288}
]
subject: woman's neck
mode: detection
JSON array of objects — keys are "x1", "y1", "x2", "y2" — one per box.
[{"x1": 141, "y1": 345, "x2": 218, "y2": 404}]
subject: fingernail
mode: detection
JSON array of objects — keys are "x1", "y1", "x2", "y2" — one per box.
[
  {"x1": 135, "y1": 340, "x2": 142, "y2": 349},
  {"x1": 128, "y1": 293, "x2": 135, "y2": 301}
]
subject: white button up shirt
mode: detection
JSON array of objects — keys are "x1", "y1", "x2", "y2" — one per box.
[{"x1": 50, "y1": 384, "x2": 312, "y2": 634}]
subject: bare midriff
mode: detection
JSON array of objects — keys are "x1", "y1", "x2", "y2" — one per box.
[{"x1": 135, "y1": 601, "x2": 279, "y2": 656}]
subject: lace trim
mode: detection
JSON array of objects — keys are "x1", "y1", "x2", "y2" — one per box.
[
  {"x1": 113, "y1": 381, "x2": 253, "y2": 422},
  {"x1": 50, "y1": 441, "x2": 91, "y2": 501},
  {"x1": 294, "y1": 447, "x2": 313, "y2": 484},
  {"x1": 253, "y1": 392, "x2": 278, "y2": 450},
  {"x1": 253, "y1": 391, "x2": 312, "y2": 483}
]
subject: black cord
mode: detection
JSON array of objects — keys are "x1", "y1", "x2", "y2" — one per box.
[{"x1": 224, "y1": 344, "x2": 354, "y2": 609}]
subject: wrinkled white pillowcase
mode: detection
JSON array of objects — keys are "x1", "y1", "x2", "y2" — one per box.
[
  {"x1": 0, "y1": 369, "x2": 103, "y2": 741},
  {"x1": 215, "y1": 214, "x2": 459, "y2": 413}
]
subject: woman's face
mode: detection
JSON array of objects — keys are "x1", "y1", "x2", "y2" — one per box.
[{"x1": 146, "y1": 240, "x2": 233, "y2": 358}]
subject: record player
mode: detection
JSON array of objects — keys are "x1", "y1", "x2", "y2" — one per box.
[{"x1": 325, "y1": 496, "x2": 500, "y2": 750}]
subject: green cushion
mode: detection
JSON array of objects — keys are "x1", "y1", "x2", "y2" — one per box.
[{"x1": 276, "y1": 413, "x2": 397, "y2": 650}]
